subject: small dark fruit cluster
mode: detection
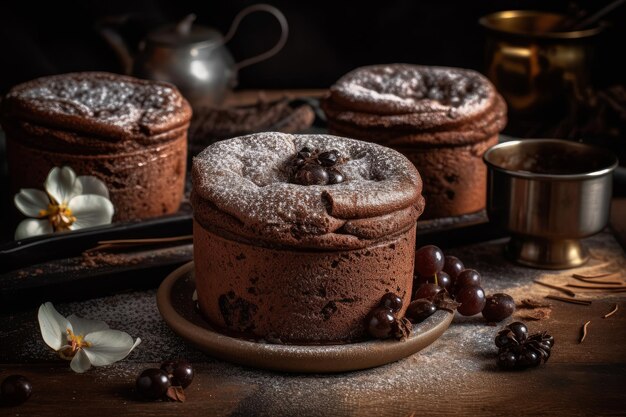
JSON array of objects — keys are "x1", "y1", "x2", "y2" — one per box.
[
  {"x1": 412, "y1": 245, "x2": 515, "y2": 321},
  {"x1": 366, "y1": 293, "x2": 410, "y2": 340},
  {"x1": 289, "y1": 147, "x2": 346, "y2": 186},
  {"x1": 1, "y1": 375, "x2": 32, "y2": 406},
  {"x1": 495, "y1": 322, "x2": 554, "y2": 370},
  {"x1": 136, "y1": 360, "x2": 194, "y2": 401}
]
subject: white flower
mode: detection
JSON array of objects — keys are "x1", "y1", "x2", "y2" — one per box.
[
  {"x1": 37, "y1": 302, "x2": 141, "y2": 373},
  {"x1": 14, "y1": 166, "x2": 114, "y2": 240}
]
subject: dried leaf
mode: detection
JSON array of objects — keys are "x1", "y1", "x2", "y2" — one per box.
[
  {"x1": 518, "y1": 298, "x2": 551, "y2": 309},
  {"x1": 393, "y1": 317, "x2": 412, "y2": 341},
  {"x1": 515, "y1": 308, "x2": 551, "y2": 321},
  {"x1": 166, "y1": 386, "x2": 186, "y2": 403},
  {"x1": 545, "y1": 295, "x2": 592, "y2": 305},
  {"x1": 433, "y1": 292, "x2": 460, "y2": 312}
]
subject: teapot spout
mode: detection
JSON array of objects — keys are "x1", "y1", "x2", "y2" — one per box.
[{"x1": 95, "y1": 15, "x2": 135, "y2": 75}]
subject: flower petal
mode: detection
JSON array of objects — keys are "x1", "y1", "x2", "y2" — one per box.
[
  {"x1": 83, "y1": 330, "x2": 141, "y2": 367},
  {"x1": 78, "y1": 176, "x2": 109, "y2": 199},
  {"x1": 14, "y1": 189, "x2": 50, "y2": 217},
  {"x1": 70, "y1": 349, "x2": 92, "y2": 373},
  {"x1": 15, "y1": 218, "x2": 53, "y2": 240},
  {"x1": 67, "y1": 314, "x2": 109, "y2": 336},
  {"x1": 38, "y1": 302, "x2": 71, "y2": 351},
  {"x1": 45, "y1": 166, "x2": 82, "y2": 204},
  {"x1": 68, "y1": 195, "x2": 114, "y2": 230}
]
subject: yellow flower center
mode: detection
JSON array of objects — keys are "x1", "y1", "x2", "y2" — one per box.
[
  {"x1": 58, "y1": 328, "x2": 91, "y2": 359},
  {"x1": 39, "y1": 203, "x2": 76, "y2": 231}
]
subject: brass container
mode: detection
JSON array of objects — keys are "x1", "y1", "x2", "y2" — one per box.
[
  {"x1": 479, "y1": 11, "x2": 604, "y2": 116},
  {"x1": 484, "y1": 139, "x2": 617, "y2": 269}
]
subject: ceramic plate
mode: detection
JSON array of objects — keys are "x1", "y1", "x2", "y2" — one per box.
[{"x1": 157, "y1": 262, "x2": 453, "y2": 373}]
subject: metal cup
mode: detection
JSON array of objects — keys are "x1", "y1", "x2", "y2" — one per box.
[
  {"x1": 484, "y1": 139, "x2": 618, "y2": 269},
  {"x1": 479, "y1": 11, "x2": 604, "y2": 117}
]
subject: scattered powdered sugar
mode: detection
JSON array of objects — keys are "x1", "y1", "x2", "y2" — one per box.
[
  {"x1": 7, "y1": 72, "x2": 186, "y2": 132},
  {"x1": 2, "y1": 232, "x2": 624, "y2": 413},
  {"x1": 331, "y1": 64, "x2": 493, "y2": 115},
  {"x1": 192, "y1": 132, "x2": 421, "y2": 237}
]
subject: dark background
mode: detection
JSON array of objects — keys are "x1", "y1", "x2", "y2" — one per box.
[
  {"x1": 0, "y1": 0, "x2": 624, "y2": 241},
  {"x1": 0, "y1": 0, "x2": 624, "y2": 93}
]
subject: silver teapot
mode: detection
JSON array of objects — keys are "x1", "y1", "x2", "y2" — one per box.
[{"x1": 98, "y1": 4, "x2": 288, "y2": 108}]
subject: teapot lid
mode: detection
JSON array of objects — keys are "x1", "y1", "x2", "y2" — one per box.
[{"x1": 146, "y1": 14, "x2": 223, "y2": 47}]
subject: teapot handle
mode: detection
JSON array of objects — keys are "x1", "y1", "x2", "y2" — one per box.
[
  {"x1": 222, "y1": 3, "x2": 289, "y2": 71},
  {"x1": 95, "y1": 15, "x2": 135, "y2": 75}
]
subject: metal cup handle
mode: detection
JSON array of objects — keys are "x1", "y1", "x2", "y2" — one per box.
[{"x1": 222, "y1": 3, "x2": 289, "y2": 71}]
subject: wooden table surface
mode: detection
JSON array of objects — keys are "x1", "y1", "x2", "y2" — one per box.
[
  {"x1": 1, "y1": 91, "x2": 625, "y2": 416},
  {"x1": 2, "y1": 227, "x2": 625, "y2": 416}
]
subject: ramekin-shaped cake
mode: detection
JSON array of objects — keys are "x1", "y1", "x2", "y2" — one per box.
[
  {"x1": 192, "y1": 132, "x2": 424, "y2": 344},
  {"x1": 1, "y1": 72, "x2": 192, "y2": 221},
  {"x1": 322, "y1": 64, "x2": 507, "y2": 219}
]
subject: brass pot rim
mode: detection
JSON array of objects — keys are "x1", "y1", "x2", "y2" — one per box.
[
  {"x1": 479, "y1": 10, "x2": 605, "y2": 40},
  {"x1": 483, "y1": 139, "x2": 618, "y2": 181}
]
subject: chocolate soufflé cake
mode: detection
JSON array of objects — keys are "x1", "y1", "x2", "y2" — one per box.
[
  {"x1": 191, "y1": 132, "x2": 425, "y2": 344},
  {"x1": 1, "y1": 72, "x2": 192, "y2": 221},
  {"x1": 322, "y1": 64, "x2": 507, "y2": 219}
]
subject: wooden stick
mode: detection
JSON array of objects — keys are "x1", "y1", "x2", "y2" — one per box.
[
  {"x1": 86, "y1": 235, "x2": 193, "y2": 252},
  {"x1": 580, "y1": 320, "x2": 591, "y2": 343},
  {"x1": 603, "y1": 304, "x2": 619, "y2": 318},
  {"x1": 573, "y1": 272, "x2": 623, "y2": 280},
  {"x1": 572, "y1": 276, "x2": 624, "y2": 285},
  {"x1": 534, "y1": 280, "x2": 577, "y2": 297},
  {"x1": 97, "y1": 235, "x2": 193, "y2": 245},
  {"x1": 545, "y1": 295, "x2": 592, "y2": 305},
  {"x1": 567, "y1": 283, "x2": 626, "y2": 290}
]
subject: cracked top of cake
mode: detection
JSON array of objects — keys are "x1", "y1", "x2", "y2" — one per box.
[
  {"x1": 192, "y1": 132, "x2": 424, "y2": 249},
  {"x1": 329, "y1": 64, "x2": 494, "y2": 115},
  {"x1": 322, "y1": 64, "x2": 506, "y2": 144},
  {"x1": 1, "y1": 72, "x2": 192, "y2": 143}
]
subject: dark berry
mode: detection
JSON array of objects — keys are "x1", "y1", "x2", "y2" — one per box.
[
  {"x1": 436, "y1": 271, "x2": 453, "y2": 293},
  {"x1": 482, "y1": 293, "x2": 516, "y2": 322},
  {"x1": 538, "y1": 333, "x2": 555, "y2": 349},
  {"x1": 413, "y1": 274, "x2": 429, "y2": 287},
  {"x1": 495, "y1": 329, "x2": 518, "y2": 349},
  {"x1": 405, "y1": 299, "x2": 437, "y2": 323},
  {"x1": 1, "y1": 375, "x2": 32, "y2": 405},
  {"x1": 317, "y1": 150, "x2": 339, "y2": 166},
  {"x1": 497, "y1": 350, "x2": 519, "y2": 370},
  {"x1": 415, "y1": 271, "x2": 452, "y2": 292},
  {"x1": 456, "y1": 286, "x2": 486, "y2": 316},
  {"x1": 454, "y1": 269, "x2": 482, "y2": 294},
  {"x1": 292, "y1": 157, "x2": 306, "y2": 167},
  {"x1": 507, "y1": 322, "x2": 529, "y2": 343},
  {"x1": 414, "y1": 245, "x2": 445, "y2": 277},
  {"x1": 526, "y1": 343, "x2": 550, "y2": 361},
  {"x1": 293, "y1": 164, "x2": 329, "y2": 185},
  {"x1": 413, "y1": 283, "x2": 442, "y2": 301},
  {"x1": 517, "y1": 349, "x2": 542, "y2": 368},
  {"x1": 379, "y1": 293, "x2": 403, "y2": 312},
  {"x1": 443, "y1": 255, "x2": 464, "y2": 280},
  {"x1": 161, "y1": 360, "x2": 194, "y2": 389},
  {"x1": 366, "y1": 307, "x2": 396, "y2": 339},
  {"x1": 297, "y1": 147, "x2": 312, "y2": 159},
  {"x1": 327, "y1": 168, "x2": 344, "y2": 184},
  {"x1": 136, "y1": 368, "x2": 171, "y2": 400}
]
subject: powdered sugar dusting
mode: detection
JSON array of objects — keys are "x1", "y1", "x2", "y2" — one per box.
[
  {"x1": 331, "y1": 64, "x2": 493, "y2": 115},
  {"x1": 192, "y1": 132, "x2": 421, "y2": 240},
  {"x1": 7, "y1": 72, "x2": 186, "y2": 133},
  {"x1": 2, "y1": 232, "x2": 624, "y2": 413}
]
